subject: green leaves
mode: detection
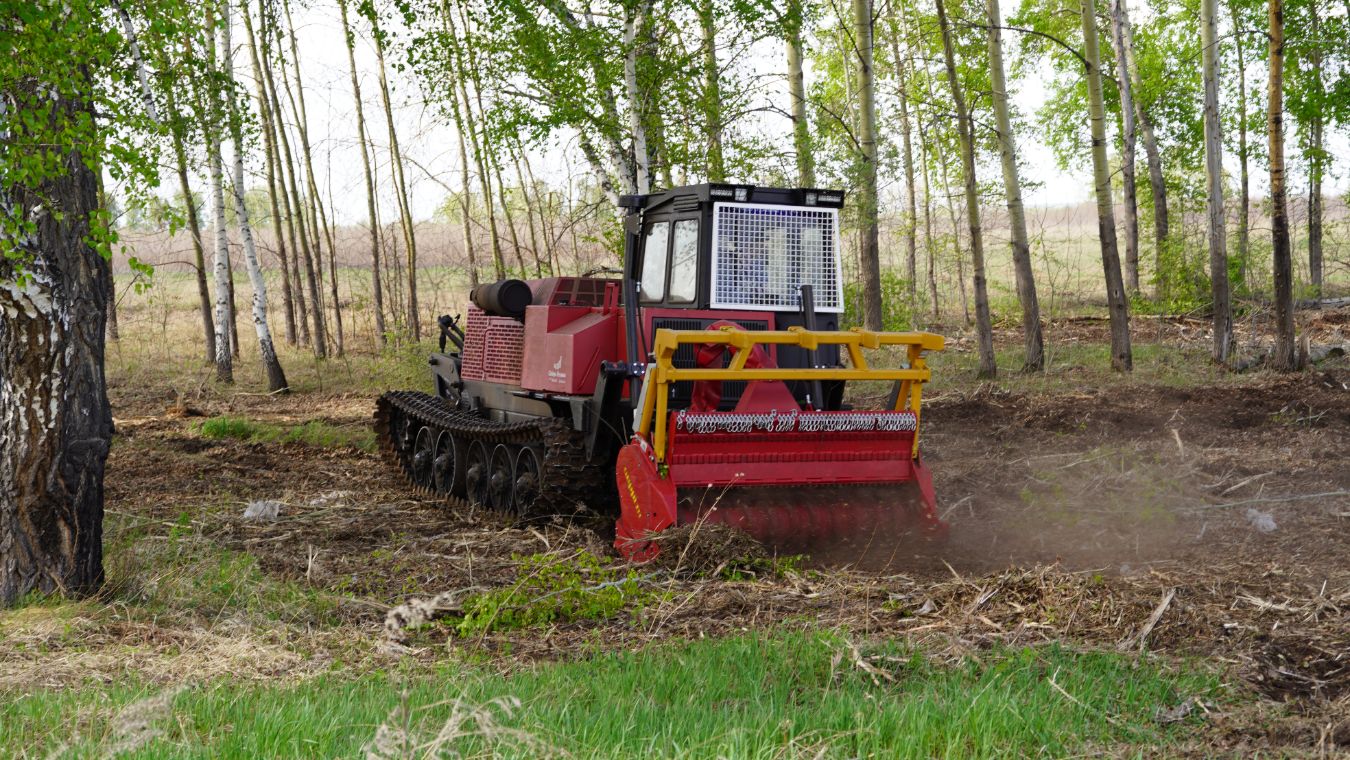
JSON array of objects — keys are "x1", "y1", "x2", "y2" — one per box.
[{"x1": 1, "y1": 0, "x2": 200, "y2": 275}]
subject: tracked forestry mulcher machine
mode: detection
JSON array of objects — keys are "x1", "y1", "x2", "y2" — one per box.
[{"x1": 376, "y1": 183, "x2": 947, "y2": 560}]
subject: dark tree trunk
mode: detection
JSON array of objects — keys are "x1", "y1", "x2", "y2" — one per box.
[
  {"x1": 937, "y1": 0, "x2": 996, "y2": 376},
  {"x1": 1081, "y1": 0, "x2": 1133, "y2": 371},
  {"x1": 1267, "y1": 0, "x2": 1297, "y2": 370},
  {"x1": 1, "y1": 97, "x2": 110, "y2": 605}
]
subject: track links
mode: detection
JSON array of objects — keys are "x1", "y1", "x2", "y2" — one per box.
[{"x1": 374, "y1": 390, "x2": 612, "y2": 517}]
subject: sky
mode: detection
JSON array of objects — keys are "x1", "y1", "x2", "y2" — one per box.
[{"x1": 157, "y1": 2, "x2": 1346, "y2": 228}]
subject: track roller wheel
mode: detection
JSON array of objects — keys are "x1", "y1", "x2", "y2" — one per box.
[
  {"x1": 410, "y1": 426, "x2": 435, "y2": 490},
  {"x1": 488, "y1": 444, "x2": 515, "y2": 514},
  {"x1": 512, "y1": 445, "x2": 543, "y2": 516},
  {"x1": 466, "y1": 440, "x2": 491, "y2": 506},
  {"x1": 432, "y1": 430, "x2": 465, "y2": 497}
]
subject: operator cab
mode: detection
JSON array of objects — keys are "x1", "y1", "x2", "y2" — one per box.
[{"x1": 621, "y1": 184, "x2": 849, "y2": 411}]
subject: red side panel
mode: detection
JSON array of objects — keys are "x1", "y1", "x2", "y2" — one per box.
[{"x1": 520, "y1": 305, "x2": 620, "y2": 395}]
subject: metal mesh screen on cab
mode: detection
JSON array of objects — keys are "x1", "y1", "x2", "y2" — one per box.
[{"x1": 711, "y1": 202, "x2": 843, "y2": 313}]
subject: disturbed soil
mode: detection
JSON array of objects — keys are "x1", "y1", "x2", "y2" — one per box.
[{"x1": 94, "y1": 318, "x2": 1350, "y2": 757}]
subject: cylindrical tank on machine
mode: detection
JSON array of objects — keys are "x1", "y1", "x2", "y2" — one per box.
[{"x1": 470, "y1": 279, "x2": 533, "y2": 319}]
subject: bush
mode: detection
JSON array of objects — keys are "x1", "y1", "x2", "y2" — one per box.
[
  {"x1": 843, "y1": 270, "x2": 914, "y2": 331},
  {"x1": 450, "y1": 551, "x2": 665, "y2": 636}
]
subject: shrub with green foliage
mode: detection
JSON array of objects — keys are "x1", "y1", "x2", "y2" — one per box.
[
  {"x1": 195, "y1": 416, "x2": 376, "y2": 451},
  {"x1": 844, "y1": 270, "x2": 914, "y2": 331},
  {"x1": 449, "y1": 551, "x2": 665, "y2": 636}
]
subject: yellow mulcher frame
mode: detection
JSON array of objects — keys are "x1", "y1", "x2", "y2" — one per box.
[{"x1": 635, "y1": 327, "x2": 945, "y2": 463}]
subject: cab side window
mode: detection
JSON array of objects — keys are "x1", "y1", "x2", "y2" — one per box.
[
  {"x1": 640, "y1": 222, "x2": 670, "y2": 303},
  {"x1": 668, "y1": 219, "x2": 699, "y2": 303}
]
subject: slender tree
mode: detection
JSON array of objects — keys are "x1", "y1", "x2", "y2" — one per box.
[
  {"x1": 450, "y1": 3, "x2": 503, "y2": 280},
  {"x1": 937, "y1": 0, "x2": 996, "y2": 377},
  {"x1": 1117, "y1": 0, "x2": 1169, "y2": 284},
  {"x1": 1109, "y1": 0, "x2": 1141, "y2": 294},
  {"x1": 162, "y1": 70, "x2": 216, "y2": 362},
  {"x1": 853, "y1": 0, "x2": 883, "y2": 331},
  {"x1": 1201, "y1": 0, "x2": 1233, "y2": 364},
  {"x1": 221, "y1": 0, "x2": 287, "y2": 391},
  {"x1": 1231, "y1": 0, "x2": 1251, "y2": 287},
  {"x1": 241, "y1": 0, "x2": 297, "y2": 347},
  {"x1": 985, "y1": 0, "x2": 1044, "y2": 371},
  {"x1": 1267, "y1": 0, "x2": 1297, "y2": 370},
  {"x1": 700, "y1": 0, "x2": 726, "y2": 182},
  {"x1": 338, "y1": 0, "x2": 386, "y2": 347},
  {"x1": 1304, "y1": 7, "x2": 1325, "y2": 296},
  {"x1": 786, "y1": 0, "x2": 814, "y2": 187},
  {"x1": 204, "y1": 5, "x2": 233, "y2": 383},
  {"x1": 510, "y1": 141, "x2": 546, "y2": 276},
  {"x1": 261, "y1": 2, "x2": 325, "y2": 358},
  {"x1": 1081, "y1": 0, "x2": 1133, "y2": 370},
  {"x1": 367, "y1": 5, "x2": 421, "y2": 337}
]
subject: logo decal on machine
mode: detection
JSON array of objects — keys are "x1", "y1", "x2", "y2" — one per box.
[{"x1": 548, "y1": 355, "x2": 566, "y2": 383}]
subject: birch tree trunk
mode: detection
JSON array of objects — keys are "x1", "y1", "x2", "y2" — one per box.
[
  {"x1": 1081, "y1": 0, "x2": 1133, "y2": 371},
  {"x1": 700, "y1": 0, "x2": 725, "y2": 182},
  {"x1": 1109, "y1": 0, "x2": 1141, "y2": 295},
  {"x1": 986, "y1": 0, "x2": 1044, "y2": 371},
  {"x1": 853, "y1": 0, "x2": 883, "y2": 331},
  {"x1": 338, "y1": 0, "x2": 386, "y2": 347},
  {"x1": 1267, "y1": 0, "x2": 1297, "y2": 370},
  {"x1": 0, "y1": 91, "x2": 111, "y2": 605},
  {"x1": 623, "y1": 1, "x2": 652, "y2": 195},
  {"x1": 205, "y1": 9, "x2": 234, "y2": 384},
  {"x1": 937, "y1": 0, "x2": 996, "y2": 377},
  {"x1": 786, "y1": 0, "x2": 814, "y2": 188},
  {"x1": 369, "y1": 10, "x2": 420, "y2": 338},
  {"x1": 1200, "y1": 0, "x2": 1233, "y2": 364},
  {"x1": 222, "y1": 0, "x2": 287, "y2": 391},
  {"x1": 1232, "y1": 2, "x2": 1250, "y2": 287},
  {"x1": 1118, "y1": 0, "x2": 1169, "y2": 286},
  {"x1": 242, "y1": 0, "x2": 296, "y2": 348}
]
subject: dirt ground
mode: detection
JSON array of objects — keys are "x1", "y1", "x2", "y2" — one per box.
[{"x1": 94, "y1": 314, "x2": 1350, "y2": 756}]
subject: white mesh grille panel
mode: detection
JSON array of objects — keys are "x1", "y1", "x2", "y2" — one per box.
[{"x1": 710, "y1": 202, "x2": 843, "y2": 312}]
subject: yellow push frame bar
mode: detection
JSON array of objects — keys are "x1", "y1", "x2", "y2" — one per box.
[{"x1": 635, "y1": 326, "x2": 945, "y2": 461}]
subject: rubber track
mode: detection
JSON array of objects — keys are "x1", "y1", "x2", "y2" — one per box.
[{"x1": 374, "y1": 390, "x2": 611, "y2": 516}]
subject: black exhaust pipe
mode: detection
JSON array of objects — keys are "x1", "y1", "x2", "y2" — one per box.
[{"x1": 470, "y1": 279, "x2": 533, "y2": 319}]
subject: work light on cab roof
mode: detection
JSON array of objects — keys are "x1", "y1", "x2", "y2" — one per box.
[{"x1": 375, "y1": 183, "x2": 947, "y2": 560}]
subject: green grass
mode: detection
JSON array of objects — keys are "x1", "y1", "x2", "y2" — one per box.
[
  {"x1": 2, "y1": 630, "x2": 1227, "y2": 758},
  {"x1": 195, "y1": 415, "x2": 376, "y2": 451}
]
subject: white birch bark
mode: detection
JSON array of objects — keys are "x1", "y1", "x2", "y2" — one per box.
[
  {"x1": 205, "y1": 9, "x2": 234, "y2": 383},
  {"x1": 623, "y1": 1, "x2": 652, "y2": 195},
  {"x1": 222, "y1": 0, "x2": 287, "y2": 391}
]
